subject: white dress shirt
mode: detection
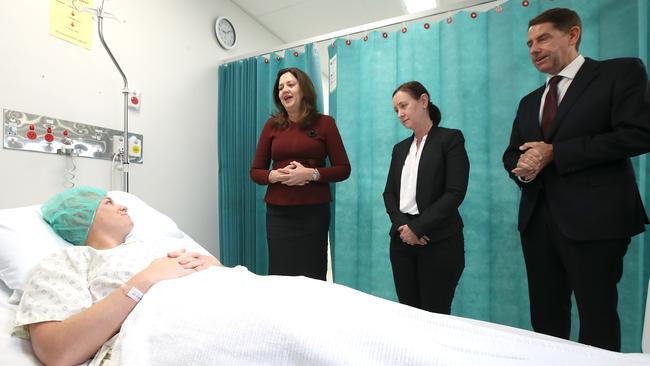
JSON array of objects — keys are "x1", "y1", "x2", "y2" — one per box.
[
  {"x1": 400, "y1": 134, "x2": 428, "y2": 215},
  {"x1": 538, "y1": 54, "x2": 585, "y2": 123}
]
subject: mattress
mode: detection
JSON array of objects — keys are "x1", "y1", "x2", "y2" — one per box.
[{"x1": 0, "y1": 283, "x2": 40, "y2": 365}]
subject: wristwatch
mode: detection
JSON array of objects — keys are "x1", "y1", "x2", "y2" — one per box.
[{"x1": 311, "y1": 169, "x2": 320, "y2": 182}]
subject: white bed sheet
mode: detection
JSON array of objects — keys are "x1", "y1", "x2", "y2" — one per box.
[
  {"x1": 0, "y1": 282, "x2": 40, "y2": 366},
  {"x1": 2, "y1": 194, "x2": 647, "y2": 364},
  {"x1": 110, "y1": 266, "x2": 650, "y2": 366}
]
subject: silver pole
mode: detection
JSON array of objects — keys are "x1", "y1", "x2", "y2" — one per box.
[{"x1": 97, "y1": 0, "x2": 130, "y2": 192}]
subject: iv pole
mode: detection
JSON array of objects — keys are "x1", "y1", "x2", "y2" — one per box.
[{"x1": 75, "y1": 0, "x2": 131, "y2": 192}]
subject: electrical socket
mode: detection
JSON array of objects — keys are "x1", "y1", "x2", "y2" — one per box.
[
  {"x1": 112, "y1": 136, "x2": 125, "y2": 155},
  {"x1": 128, "y1": 136, "x2": 142, "y2": 157}
]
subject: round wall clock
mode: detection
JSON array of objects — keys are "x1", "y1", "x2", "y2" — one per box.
[{"x1": 215, "y1": 16, "x2": 237, "y2": 50}]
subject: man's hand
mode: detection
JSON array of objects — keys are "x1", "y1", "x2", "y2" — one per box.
[{"x1": 511, "y1": 141, "x2": 553, "y2": 181}]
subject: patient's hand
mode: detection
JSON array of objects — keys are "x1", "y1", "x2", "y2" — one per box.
[
  {"x1": 167, "y1": 248, "x2": 222, "y2": 271},
  {"x1": 167, "y1": 248, "x2": 201, "y2": 265},
  {"x1": 131, "y1": 256, "x2": 197, "y2": 292},
  {"x1": 194, "y1": 255, "x2": 222, "y2": 271}
]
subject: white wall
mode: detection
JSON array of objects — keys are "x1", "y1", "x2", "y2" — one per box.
[{"x1": 0, "y1": 0, "x2": 282, "y2": 256}]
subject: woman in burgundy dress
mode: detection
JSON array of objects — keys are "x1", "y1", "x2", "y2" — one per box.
[{"x1": 250, "y1": 67, "x2": 350, "y2": 280}]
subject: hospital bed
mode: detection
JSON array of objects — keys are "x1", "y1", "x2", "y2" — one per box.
[
  {"x1": 1, "y1": 282, "x2": 40, "y2": 365},
  {"x1": 0, "y1": 190, "x2": 187, "y2": 366},
  {"x1": 1, "y1": 193, "x2": 650, "y2": 365}
]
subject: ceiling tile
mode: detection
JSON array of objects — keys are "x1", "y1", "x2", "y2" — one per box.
[
  {"x1": 231, "y1": 0, "x2": 308, "y2": 17},
  {"x1": 255, "y1": 0, "x2": 405, "y2": 42}
]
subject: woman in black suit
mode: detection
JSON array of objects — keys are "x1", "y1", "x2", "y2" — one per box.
[{"x1": 383, "y1": 81, "x2": 469, "y2": 314}]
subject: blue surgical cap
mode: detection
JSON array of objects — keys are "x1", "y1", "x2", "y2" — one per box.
[{"x1": 41, "y1": 186, "x2": 107, "y2": 245}]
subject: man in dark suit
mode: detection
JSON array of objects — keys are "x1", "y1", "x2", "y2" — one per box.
[{"x1": 503, "y1": 8, "x2": 650, "y2": 351}]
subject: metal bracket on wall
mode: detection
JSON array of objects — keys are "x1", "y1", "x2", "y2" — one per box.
[{"x1": 3, "y1": 108, "x2": 143, "y2": 163}]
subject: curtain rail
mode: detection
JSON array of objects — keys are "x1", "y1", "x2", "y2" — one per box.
[{"x1": 221, "y1": 0, "x2": 498, "y2": 65}]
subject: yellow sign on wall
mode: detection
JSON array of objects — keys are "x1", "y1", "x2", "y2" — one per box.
[{"x1": 49, "y1": 0, "x2": 94, "y2": 49}]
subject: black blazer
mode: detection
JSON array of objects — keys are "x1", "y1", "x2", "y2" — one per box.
[
  {"x1": 383, "y1": 127, "x2": 470, "y2": 241},
  {"x1": 503, "y1": 57, "x2": 650, "y2": 241}
]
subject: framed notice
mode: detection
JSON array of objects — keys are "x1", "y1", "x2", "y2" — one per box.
[{"x1": 49, "y1": 0, "x2": 94, "y2": 49}]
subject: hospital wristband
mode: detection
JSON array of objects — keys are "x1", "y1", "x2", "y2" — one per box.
[{"x1": 121, "y1": 284, "x2": 144, "y2": 303}]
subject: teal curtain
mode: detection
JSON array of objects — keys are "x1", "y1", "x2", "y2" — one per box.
[
  {"x1": 330, "y1": 0, "x2": 650, "y2": 352},
  {"x1": 218, "y1": 44, "x2": 323, "y2": 274},
  {"x1": 218, "y1": 59, "x2": 258, "y2": 270}
]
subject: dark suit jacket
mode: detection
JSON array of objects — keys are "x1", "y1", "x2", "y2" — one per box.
[
  {"x1": 383, "y1": 127, "x2": 470, "y2": 241},
  {"x1": 503, "y1": 57, "x2": 650, "y2": 241}
]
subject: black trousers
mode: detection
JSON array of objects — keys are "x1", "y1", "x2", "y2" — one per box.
[
  {"x1": 266, "y1": 203, "x2": 330, "y2": 280},
  {"x1": 389, "y1": 230, "x2": 464, "y2": 314},
  {"x1": 521, "y1": 198, "x2": 629, "y2": 351}
]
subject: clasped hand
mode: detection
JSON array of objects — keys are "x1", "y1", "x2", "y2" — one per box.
[
  {"x1": 167, "y1": 248, "x2": 222, "y2": 271},
  {"x1": 511, "y1": 141, "x2": 554, "y2": 181},
  {"x1": 269, "y1": 161, "x2": 312, "y2": 186},
  {"x1": 137, "y1": 249, "x2": 221, "y2": 289},
  {"x1": 398, "y1": 225, "x2": 430, "y2": 246}
]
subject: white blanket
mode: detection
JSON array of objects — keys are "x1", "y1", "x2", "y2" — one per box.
[{"x1": 109, "y1": 266, "x2": 650, "y2": 366}]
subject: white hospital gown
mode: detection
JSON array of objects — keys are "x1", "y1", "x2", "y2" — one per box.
[{"x1": 14, "y1": 235, "x2": 209, "y2": 364}]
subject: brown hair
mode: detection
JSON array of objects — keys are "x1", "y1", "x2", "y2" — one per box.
[
  {"x1": 270, "y1": 67, "x2": 319, "y2": 129},
  {"x1": 392, "y1": 81, "x2": 441, "y2": 126},
  {"x1": 529, "y1": 8, "x2": 582, "y2": 50}
]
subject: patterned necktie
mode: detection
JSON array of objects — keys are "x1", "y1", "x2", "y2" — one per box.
[{"x1": 541, "y1": 75, "x2": 563, "y2": 136}]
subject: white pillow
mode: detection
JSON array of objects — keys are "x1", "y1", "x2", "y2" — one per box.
[
  {"x1": 107, "y1": 191, "x2": 182, "y2": 241},
  {"x1": 0, "y1": 206, "x2": 69, "y2": 291},
  {"x1": 0, "y1": 191, "x2": 183, "y2": 291}
]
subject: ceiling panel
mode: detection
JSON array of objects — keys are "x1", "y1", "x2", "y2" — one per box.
[
  {"x1": 232, "y1": 0, "x2": 306, "y2": 17},
  {"x1": 261, "y1": 0, "x2": 405, "y2": 42},
  {"x1": 232, "y1": 0, "x2": 406, "y2": 42},
  {"x1": 231, "y1": 0, "x2": 500, "y2": 45}
]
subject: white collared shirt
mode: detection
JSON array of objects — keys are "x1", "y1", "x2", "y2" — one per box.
[
  {"x1": 399, "y1": 134, "x2": 428, "y2": 215},
  {"x1": 538, "y1": 54, "x2": 585, "y2": 123}
]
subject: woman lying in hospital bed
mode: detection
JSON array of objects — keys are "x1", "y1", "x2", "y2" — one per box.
[{"x1": 9, "y1": 186, "x2": 650, "y2": 366}]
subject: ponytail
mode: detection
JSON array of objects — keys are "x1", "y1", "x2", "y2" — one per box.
[
  {"x1": 393, "y1": 81, "x2": 441, "y2": 126},
  {"x1": 428, "y1": 101, "x2": 441, "y2": 126}
]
